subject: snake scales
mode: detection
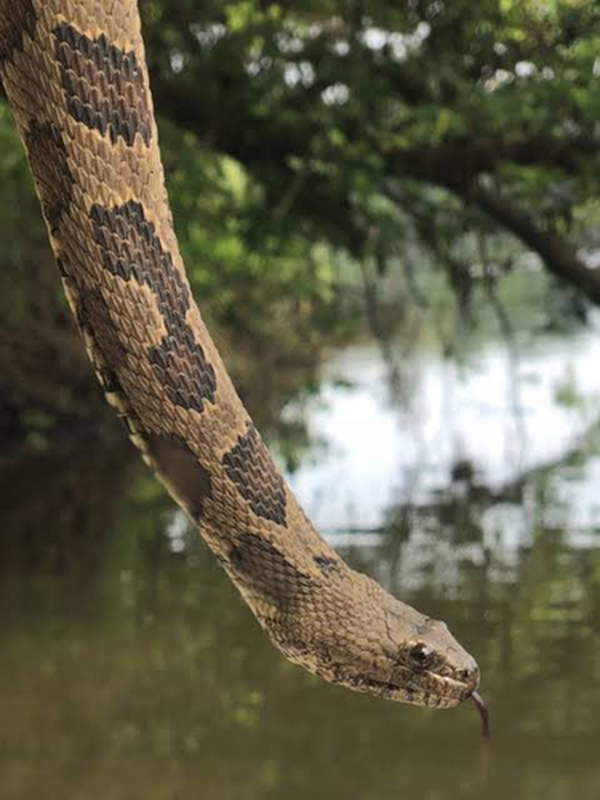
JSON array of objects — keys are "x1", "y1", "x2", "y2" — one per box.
[{"x1": 0, "y1": 0, "x2": 482, "y2": 711}]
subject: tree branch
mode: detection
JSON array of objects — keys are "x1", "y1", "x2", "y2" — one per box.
[{"x1": 467, "y1": 182, "x2": 600, "y2": 303}]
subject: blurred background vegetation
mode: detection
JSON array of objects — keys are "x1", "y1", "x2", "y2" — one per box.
[{"x1": 2, "y1": 0, "x2": 600, "y2": 451}]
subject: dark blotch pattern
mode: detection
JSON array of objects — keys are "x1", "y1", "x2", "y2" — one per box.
[
  {"x1": 222, "y1": 424, "x2": 287, "y2": 526},
  {"x1": 24, "y1": 121, "x2": 74, "y2": 232},
  {"x1": 53, "y1": 22, "x2": 152, "y2": 147},
  {"x1": 56, "y1": 258, "x2": 68, "y2": 278},
  {"x1": 146, "y1": 435, "x2": 212, "y2": 519},
  {"x1": 99, "y1": 369, "x2": 123, "y2": 395},
  {"x1": 314, "y1": 555, "x2": 338, "y2": 573},
  {"x1": 90, "y1": 200, "x2": 217, "y2": 411},
  {"x1": 77, "y1": 288, "x2": 128, "y2": 372},
  {"x1": 229, "y1": 533, "x2": 312, "y2": 609},
  {"x1": 0, "y1": 0, "x2": 36, "y2": 65}
]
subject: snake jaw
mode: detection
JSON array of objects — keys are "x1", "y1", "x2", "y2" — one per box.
[{"x1": 334, "y1": 669, "x2": 478, "y2": 709}]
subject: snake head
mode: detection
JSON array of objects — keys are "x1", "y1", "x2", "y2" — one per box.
[
  {"x1": 274, "y1": 570, "x2": 480, "y2": 710},
  {"x1": 229, "y1": 535, "x2": 480, "y2": 710},
  {"x1": 384, "y1": 609, "x2": 480, "y2": 709},
  {"x1": 354, "y1": 579, "x2": 480, "y2": 708},
  {"x1": 343, "y1": 578, "x2": 480, "y2": 708}
]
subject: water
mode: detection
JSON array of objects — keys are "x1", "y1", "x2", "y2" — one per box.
[
  {"x1": 1, "y1": 324, "x2": 600, "y2": 799},
  {"x1": 288, "y1": 325, "x2": 600, "y2": 534}
]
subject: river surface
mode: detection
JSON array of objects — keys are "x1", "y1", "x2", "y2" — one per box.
[{"x1": 1, "y1": 322, "x2": 600, "y2": 799}]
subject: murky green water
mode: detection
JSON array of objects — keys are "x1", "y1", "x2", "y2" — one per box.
[{"x1": 2, "y1": 329, "x2": 600, "y2": 799}]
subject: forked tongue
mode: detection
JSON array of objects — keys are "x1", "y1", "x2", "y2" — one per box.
[{"x1": 471, "y1": 691, "x2": 490, "y2": 739}]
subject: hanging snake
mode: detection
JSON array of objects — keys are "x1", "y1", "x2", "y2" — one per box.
[{"x1": 0, "y1": 0, "x2": 487, "y2": 723}]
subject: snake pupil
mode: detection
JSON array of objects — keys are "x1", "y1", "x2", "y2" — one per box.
[{"x1": 410, "y1": 643, "x2": 433, "y2": 667}]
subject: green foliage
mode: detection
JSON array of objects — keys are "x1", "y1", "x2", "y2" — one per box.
[
  {"x1": 0, "y1": 104, "x2": 54, "y2": 322},
  {"x1": 138, "y1": 0, "x2": 600, "y2": 263},
  {"x1": 158, "y1": 117, "x2": 341, "y2": 339}
]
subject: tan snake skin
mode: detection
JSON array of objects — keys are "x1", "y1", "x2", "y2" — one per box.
[{"x1": 0, "y1": 0, "x2": 480, "y2": 709}]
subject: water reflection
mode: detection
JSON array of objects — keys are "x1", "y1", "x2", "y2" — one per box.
[
  {"x1": 288, "y1": 322, "x2": 600, "y2": 534},
  {"x1": 1, "y1": 329, "x2": 600, "y2": 800}
]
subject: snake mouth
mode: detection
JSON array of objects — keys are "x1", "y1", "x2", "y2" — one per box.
[
  {"x1": 420, "y1": 672, "x2": 478, "y2": 707},
  {"x1": 343, "y1": 670, "x2": 489, "y2": 734},
  {"x1": 341, "y1": 670, "x2": 474, "y2": 709}
]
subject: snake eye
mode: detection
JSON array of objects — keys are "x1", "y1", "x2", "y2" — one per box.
[{"x1": 409, "y1": 643, "x2": 434, "y2": 669}]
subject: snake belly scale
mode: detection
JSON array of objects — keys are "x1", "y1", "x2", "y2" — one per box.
[{"x1": 0, "y1": 0, "x2": 480, "y2": 709}]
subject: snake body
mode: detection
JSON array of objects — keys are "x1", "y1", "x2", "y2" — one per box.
[{"x1": 0, "y1": 0, "x2": 480, "y2": 709}]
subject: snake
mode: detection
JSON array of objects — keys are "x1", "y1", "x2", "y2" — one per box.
[{"x1": 0, "y1": 0, "x2": 486, "y2": 720}]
